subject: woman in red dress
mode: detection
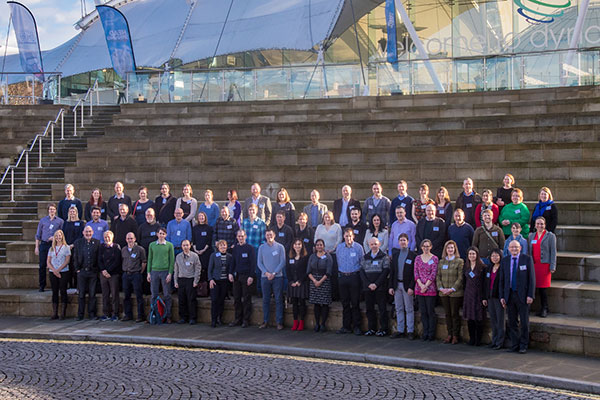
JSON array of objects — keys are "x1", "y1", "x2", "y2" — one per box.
[{"x1": 528, "y1": 216, "x2": 557, "y2": 318}]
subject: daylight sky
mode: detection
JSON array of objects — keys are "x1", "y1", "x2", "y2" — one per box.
[{"x1": 0, "y1": 0, "x2": 96, "y2": 55}]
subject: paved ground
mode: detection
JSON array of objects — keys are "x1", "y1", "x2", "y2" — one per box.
[
  {"x1": 1, "y1": 317, "x2": 600, "y2": 398},
  {"x1": 0, "y1": 338, "x2": 597, "y2": 400}
]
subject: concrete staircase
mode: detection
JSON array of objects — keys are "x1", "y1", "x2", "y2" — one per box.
[
  {"x1": 1, "y1": 87, "x2": 600, "y2": 356},
  {"x1": 0, "y1": 106, "x2": 120, "y2": 262}
]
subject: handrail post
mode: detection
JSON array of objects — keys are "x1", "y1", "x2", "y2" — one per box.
[
  {"x1": 50, "y1": 123, "x2": 55, "y2": 153},
  {"x1": 90, "y1": 89, "x2": 94, "y2": 116},
  {"x1": 73, "y1": 108, "x2": 78, "y2": 136},
  {"x1": 80, "y1": 102, "x2": 84, "y2": 127},
  {"x1": 25, "y1": 152, "x2": 29, "y2": 184},
  {"x1": 10, "y1": 168, "x2": 14, "y2": 203},
  {"x1": 60, "y1": 111, "x2": 64, "y2": 140},
  {"x1": 38, "y1": 137, "x2": 42, "y2": 168}
]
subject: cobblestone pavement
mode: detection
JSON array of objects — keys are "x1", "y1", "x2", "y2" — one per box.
[{"x1": 0, "y1": 339, "x2": 597, "y2": 400}]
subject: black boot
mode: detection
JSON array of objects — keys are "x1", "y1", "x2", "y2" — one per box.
[
  {"x1": 50, "y1": 303, "x2": 58, "y2": 320},
  {"x1": 475, "y1": 321, "x2": 483, "y2": 346},
  {"x1": 60, "y1": 303, "x2": 67, "y2": 320},
  {"x1": 467, "y1": 320, "x2": 476, "y2": 346}
]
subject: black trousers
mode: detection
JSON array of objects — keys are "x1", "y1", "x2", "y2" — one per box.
[
  {"x1": 49, "y1": 270, "x2": 70, "y2": 304},
  {"x1": 210, "y1": 280, "x2": 228, "y2": 323},
  {"x1": 77, "y1": 270, "x2": 98, "y2": 318},
  {"x1": 100, "y1": 273, "x2": 120, "y2": 317},
  {"x1": 291, "y1": 297, "x2": 306, "y2": 320},
  {"x1": 38, "y1": 241, "x2": 52, "y2": 290},
  {"x1": 338, "y1": 273, "x2": 361, "y2": 330},
  {"x1": 364, "y1": 289, "x2": 388, "y2": 331},
  {"x1": 122, "y1": 272, "x2": 144, "y2": 319},
  {"x1": 418, "y1": 296, "x2": 437, "y2": 339},
  {"x1": 313, "y1": 304, "x2": 329, "y2": 326},
  {"x1": 538, "y1": 288, "x2": 548, "y2": 311},
  {"x1": 507, "y1": 291, "x2": 530, "y2": 351},
  {"x1": 177, "y1": 277, "x2": 197, "y2": 321},
  {"x1": 232, "y1": 274, "x2": 253, "y2": 324}
]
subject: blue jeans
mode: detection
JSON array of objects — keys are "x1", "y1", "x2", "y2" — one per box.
[
  {"x1": 261, "y1": 276, "x2": 284, "y2": 324},
  {"x1": 122, "y1": 272, "x2": 144, "y2": 319}
]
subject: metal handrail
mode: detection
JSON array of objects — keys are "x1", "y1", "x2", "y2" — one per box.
[
  {"x1": 0, "y1": 108, "x2": 65, "y2": 202},
  {"x1": 73, "y1": 78, "x2": 99, "y2": 136}
]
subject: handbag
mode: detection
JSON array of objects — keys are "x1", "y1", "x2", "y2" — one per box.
[{"x1": 196, "y1": 281, "x2": 209, "y2": 297}]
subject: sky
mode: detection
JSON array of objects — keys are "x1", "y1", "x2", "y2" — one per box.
[{"x1": 0, "y1": 0, "x2": 96, "y2": 55}]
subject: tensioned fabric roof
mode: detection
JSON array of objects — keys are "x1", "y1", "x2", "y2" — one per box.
[{"x1": 2, "y1": 0, "x2": 383, "y2": 78}]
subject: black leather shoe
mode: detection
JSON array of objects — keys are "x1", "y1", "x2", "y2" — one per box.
[{"x1": 518, "y1": 348, "x2": 527, "y2": 354}]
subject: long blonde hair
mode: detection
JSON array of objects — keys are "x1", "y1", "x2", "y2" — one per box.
[{"x1": 51, "y1": 230, "x2": 66, "y2": 251}]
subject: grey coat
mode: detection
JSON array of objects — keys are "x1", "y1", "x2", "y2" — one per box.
[{"x1": 528, "y1": 231, "x2": 557, "y2": 272}]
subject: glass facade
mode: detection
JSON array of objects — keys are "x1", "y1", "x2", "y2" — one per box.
[{"x1": 53, "y1": 0, "x2": 600, "y2": 102}]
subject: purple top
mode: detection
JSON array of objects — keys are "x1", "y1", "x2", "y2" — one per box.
[{"x1": 414, "y1": 254, "x2": 438, "y2": 296}]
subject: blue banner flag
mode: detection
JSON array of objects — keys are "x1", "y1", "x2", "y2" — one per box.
[
  {"x1": 96, "y1": 5, "x2": 136, "y2": 79},
  {"x1": 385, "y1": 0, "x2": 398, "y2": 66},
  {"x1": 8, "y1": 1, "x2": 44, "y2": 78}
]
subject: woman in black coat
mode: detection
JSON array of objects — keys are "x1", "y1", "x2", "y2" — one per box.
[
  {"x1": 286, "y1": 239, "x2": 309, "y2": 331},
  {"x1": 483, "y1": 248, "x2": 504, "y2": 350},
  {"x1": 463, "y1": 246, "x2": 486, "y2": 346}
]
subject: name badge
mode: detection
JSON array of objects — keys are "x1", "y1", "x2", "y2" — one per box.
[
  {"x1": 49, "y1": 224, "x2": 54, "y2": 230},
  {"x1": 421, "y1": 205, "x2": 426, "y2": 209},
  {"x1": 433, "y1": 227, "x2": 439, "y2": 232},
  {"x1": 97, "y1": 226, "x2": 103, "y2": 231},
  {"x1": 272, "y1": 251, "x2": 278, "y2": 256},
  {"x1": 442, "y1": 264, "x2": 448, "y2": 270},
  {"x1": 353, "y1": 229, "x2": 359, "y2": 235},
  {"x1": 401, "y1": 203, "x2": 406, "y2": 208},
  {"x1": 428, "y1": 259, "x2": 433, "y2": 265},
  {"x1": 546, "y1": 206, "x2": 552, "y2": 211},
  {"x1": 71, "y1": 203, "x2": 77, "y2": 209},
  {"x1": 368, "y1": 205, "x2": 373, "y2": 209},
  {"x1": 469, "y1": 271, "x2": 475, "y2": 278},
  {"x1": 406, "y1": 259, "x2": 412, "y2": 264},
  {"x1": 199, "y1": 231, "x2": 206, "y2": 237},
  {"x1": 519, "y1": 265, "x2": 527, "y2": 271},
  {"x1": 137, "y1": 206, "x2": 142, "y2": 210},
  {"x1": 280, "y1": 204, "x2": 285, "y2": 208},
  {"x1": 150, "y1": 231, "x2": 156, "y2": 236},
  {"x1": 531, "y1": 240, "x2": 537, "y2": 244},
  {"x1": 321, "y1": 255, "x2": 327, "y2": 260},
  {"x1": 215, "y1": 252, "x2": 221, "y2": 257},
  {"x1": 492, "y1": 231, "x2": 498, "y2": 237},
  {"x1": 186, "y1": 200, "x2": 191, "y2": 205},
  {"x1": 253, "y1": 225, "x2": 258, "y2": 229},
  {"x1": 162, "y1": 198, "x2": 166, "y2": 204},
  {"x1": 259, "y1": 204, "x2": 265, "y2": 208},
  {"x1": 350, "y1": 252, "x2": 356, "y2": 257},
  {"x1": 74, "y1": 222, "x2": 80, "y2": 227},
  {"x1": 131, "y1": 253, "x2": 137, "y2": 258},
  {"x1": 373, "y1": 260, "x2": 379, "y2": 265},
  {"x1": 466, "y1": 203, "x2": 472, "y2": 208},
  {"x1": 486, "y1": 272, "x2": 491, "y2": 278},
  {"x1": 227, "y1": 225, "x2": 233, "y2": 230},
  {"x1": 289, "y1": 259, "x2": 295, "y2": 264},
  {"x1": 349, "y1": 205, "x2": 355, "y2": 209},
  {"x1": 241, "y1": 253, "x2": 248, "y2": 258},
  {"x1": 185, "y1": 262, "x2": 190, "y2": 266},
  {"x1": 177, "y1": 230, "x2": 181, "y2": 236},
  {"x1": 438, "y1": 209, "x2": 445, "y2": 215},
  {"x1": 101, "y1": 208, "x2": 105, "y2": 213},
  {"x1": 515, "y1": 209, "x2": 521, "y2": 214},
  {"x1": 303, "y1": 238, "x2": 309, "y2": 243},
  {"x1": 278, "y1": 232, "x2": 284, "y2": 237}
]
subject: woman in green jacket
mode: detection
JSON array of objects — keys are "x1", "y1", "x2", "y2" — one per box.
[
  {"x1": 499, "y1": 188, "x2": 530, "y2": 238},
  {"x1": 436, "y1": 240, "x2": 464, "y2": 344}
]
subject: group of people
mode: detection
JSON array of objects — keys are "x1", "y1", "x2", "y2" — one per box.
[{"x1": 35, "y1": 175, "x2": 558, "y2": 353}]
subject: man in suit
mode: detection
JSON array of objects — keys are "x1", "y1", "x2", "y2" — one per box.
[
  {"x1": 333, "y1": 185, "x2": 361, "y2": 227},
  {"x1": 302, "y1": 190, "x2": 328, "y2": 228},
  {"x1": 500, "y1": 240, "x2": 535, "y2": 354},
  {"x1": 243, "y1": 183, "x2": 272, "y2": 225}
]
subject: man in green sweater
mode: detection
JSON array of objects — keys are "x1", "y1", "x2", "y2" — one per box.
[{"x1": 147, "y1": 227, "x2": 174, "y2": 323}]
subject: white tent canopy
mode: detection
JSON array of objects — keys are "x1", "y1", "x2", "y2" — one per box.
[{"x1": 2, "y1": 0, "x2": 382, "y2": 79}]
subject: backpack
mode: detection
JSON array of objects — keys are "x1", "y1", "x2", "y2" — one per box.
[{"x1": 149, "y1": 296, "x2": 166, "y2": 325}]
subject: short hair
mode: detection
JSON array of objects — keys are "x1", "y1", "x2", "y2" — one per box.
[
  {"x1": 395, "y1": 205, "x2": 406, "y2": 212},
  {"x1": 481, "y1": 209, "x2": 493, "y2": 217},
  {"x1": 398, "y1": 180, "x2": 407, "y2": 186},
  {"x1": 372, "y1": 181, "x2": 382, "y2": 188},
  {"x1": 91, "y1": 206, "x2": 101, "y2": 213},
  {"x1": 138, "y1": 186, "x2": 148, "y2": 193},
  {"x1": 398, "y1": 233, "x2": 409, "y2": 241},
  {"x1": 504, "y1": 174, "x2": 515, "y2": 185},
  {"x1": 420, "y1": 239, "x2": 432, "y2": 248},
  {"x1": 119, "y1": 203, "x2": 129, "y2": 211},
  {"x1": 454, "y1": 208, "x2": 465, "y2": 217},
  {"x1": 64, "y1": 184, "x2": 74, "y2": 191},
  {"x1": 511, "y1": 188, "x2": 524, "y2": 201},
  {"x1": 490, "y1": 248, "x2": 503, "y2": 264},
  {"x1": 215, "y1": 239, "x2": 227, "y2": 248},
  {"x1": 47, "y1": 203, "x2": 57, "y2": 211},
  {"x1": 237, "y1": 229, "x2": 246, "y2": 236},
  {"x1": 343, "y1": 227, "x2": 355, "y2": 236},
  {"x1": 323, "y1": 211, "x2": 334, "y2": 223},
  {"x1": 104, "y1": 230, "x2": 114, "y2": 238},
  {"x1": 315, "y1": 238, "x2": 325, "y2": 247},
  {"x1": 511, "y1": 222, "x2": 521, "y2": 229},
  {"x1": 482, "y1": 189, "x2": 493, "y2": 196},
  {"x1": 205, "y1": 189, "x2": 213, "y2": 196},
  {"x1": 297, "y1": 212, "x2": 308, "y2": 221},
  {"x1": 265, "y1": 228, "x2": 275, "y2": 235},
  {"x1": 419, "y1": 183, "x2": 429, "y2": 191},
  {"x1": 161, "y1": 182, "x2": 170, "y2": 190},
  {"x1": 158, "y1": 227, "x2": 167, "y2": 234},
  {"x1": 535, "y1": 216, "x2": 547, "y2": 224},
  {"x1": 197, "y1": 211, "x2": 208, "y2": 223},
  {"x1": 276, "y1": 210, "x2": 286, "y2": 218},
  {"x1": 181, "y1": 239, "x2": 191, "y2": 246},
  {"x1": 126, "y1": 232, "x2": 136, "y2": 239}
]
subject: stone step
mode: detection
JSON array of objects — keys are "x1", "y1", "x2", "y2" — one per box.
[
  {"x1": 555, "y1": 252, "x2": 600, "y2": 282},
  {"x1": 544, "y1": 280, "x2": 600, "y2": 318},
  {"x1": 556, "y1": 226, "x2": 600, "y2": 253},
  {"x1": 0, "y1": 287, "x2": 598, "y2": 356}
]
